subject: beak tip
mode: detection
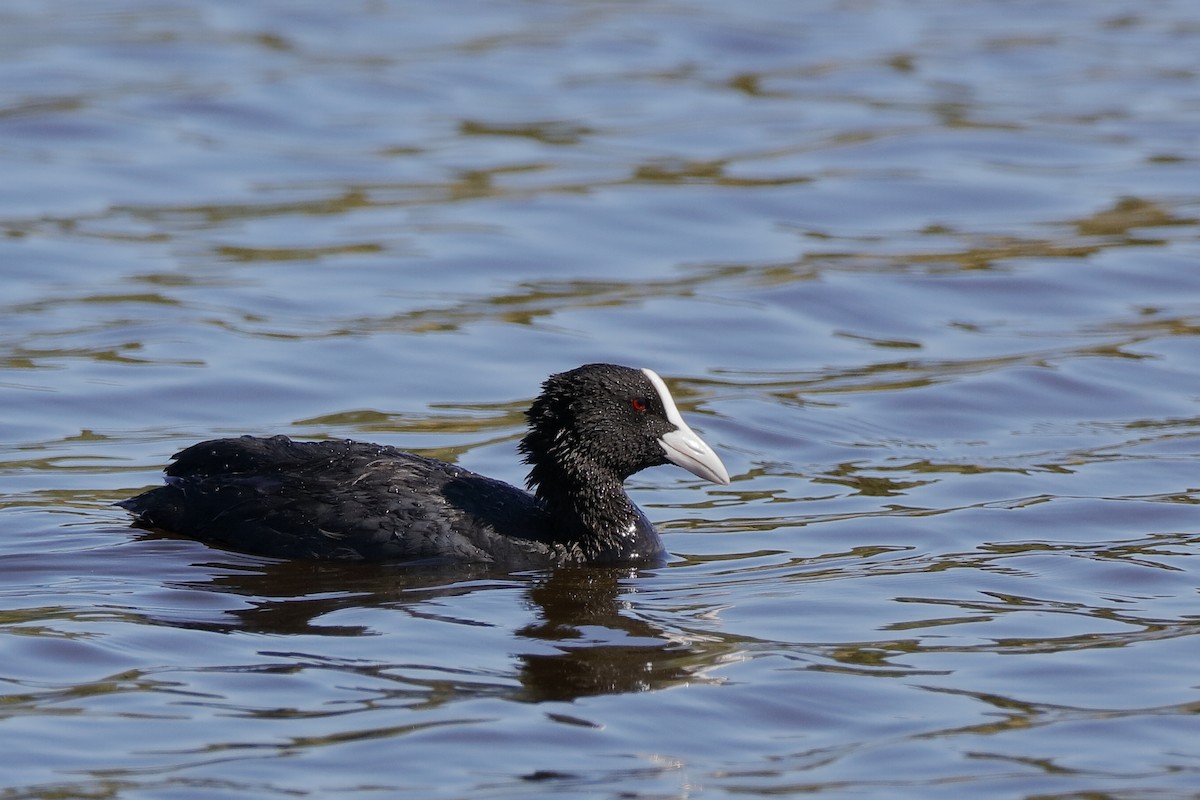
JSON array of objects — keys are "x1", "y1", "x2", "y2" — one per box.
[{"x1": 658, "y1": 428, "x2": 731, "y2": 486}]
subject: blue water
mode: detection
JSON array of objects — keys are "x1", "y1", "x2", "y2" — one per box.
[{"x1": 2, "y1": 1, "x2": 1199, "y2": 797}]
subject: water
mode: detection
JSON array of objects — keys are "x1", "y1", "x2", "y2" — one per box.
[{"x1": 2, "y1": 1, "x2": 1199, "y2": 797}]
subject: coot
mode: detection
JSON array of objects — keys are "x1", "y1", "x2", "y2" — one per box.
[{"x1": 120, "y1": 364, "x2": 729, "y2": 567}]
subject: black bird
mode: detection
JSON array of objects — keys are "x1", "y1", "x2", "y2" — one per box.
[{"x1": 119, "y1": 364, "x2": 729, "y2": 567}]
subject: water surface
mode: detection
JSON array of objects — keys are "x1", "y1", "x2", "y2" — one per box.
[{"x1": 2, "y1": 1, "x2": 1199, "y2": 797}]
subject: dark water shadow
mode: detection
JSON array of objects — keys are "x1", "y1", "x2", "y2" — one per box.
[{"x1": 124, "y1": 529, "x2": 734, "y2": 703}]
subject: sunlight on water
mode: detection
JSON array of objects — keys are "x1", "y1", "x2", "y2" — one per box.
[{"x1": 1, "y1": 0, "x2": 1199, "y2": 797}]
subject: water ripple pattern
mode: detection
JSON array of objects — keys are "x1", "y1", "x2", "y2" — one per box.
[{"x1": 1, "y1": 1, "x2": 1198, "y2": 798}]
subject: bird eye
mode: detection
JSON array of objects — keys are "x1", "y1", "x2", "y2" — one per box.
[{"x1": 631, "y1": 397, "x2": 648, "y2": 412}]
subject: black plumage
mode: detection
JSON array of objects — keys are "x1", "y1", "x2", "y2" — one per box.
[{"x1": 119, "y1": 364, "x2": 729, "y2": 567}]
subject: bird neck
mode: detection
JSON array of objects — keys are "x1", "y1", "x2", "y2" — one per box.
[{"x1": 524, "y1": 454, "x2": 664, "y2": 564}]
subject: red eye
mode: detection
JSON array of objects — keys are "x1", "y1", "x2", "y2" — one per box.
[{"x1": 631, "y1": 397, "x2": 647, "y2": 412}]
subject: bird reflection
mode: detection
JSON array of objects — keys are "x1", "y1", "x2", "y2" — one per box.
[
  {"x1": 136, "y1": 532, "x2": 726, "y2": 703},
  {"x1": 515, "y1": 567, "x2": 700, "y2": 701}
]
